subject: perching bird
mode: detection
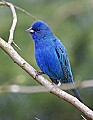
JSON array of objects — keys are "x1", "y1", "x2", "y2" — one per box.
[{"x1": 26, "y1": 20, "x2": 82, "y2": 102}]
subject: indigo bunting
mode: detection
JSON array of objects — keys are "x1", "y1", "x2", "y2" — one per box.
[{"x1": 26, "y1": 20, "x2": 82, "y2": 102}]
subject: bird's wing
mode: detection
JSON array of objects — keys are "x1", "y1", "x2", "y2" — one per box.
[{"x1": 55, "y1": 44, "x2": 73, "y2": 83}]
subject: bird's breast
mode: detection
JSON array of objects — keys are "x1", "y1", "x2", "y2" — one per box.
[{"x1": 34, "y1": 43, "x2": 64, "y2": 80}]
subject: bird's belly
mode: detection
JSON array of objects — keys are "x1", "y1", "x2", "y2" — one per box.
[{"x1": 35, "y1": 47, "x2": 64, "y2": 80}]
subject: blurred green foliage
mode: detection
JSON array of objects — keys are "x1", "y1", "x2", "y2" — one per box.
[{"x1": 0, "y1": 0, "x2": 93, "y2": 120}]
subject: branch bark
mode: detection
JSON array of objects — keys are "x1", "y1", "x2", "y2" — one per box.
[
  {"x1": 0, "y1": 37, "x2": 93, "y2": 119},
  {"x1": 7, "y1": 2, "x2": 17, "y2": 44},
  {"x1": 0, "y1": 1, "x2": 93, "y2": 120}
]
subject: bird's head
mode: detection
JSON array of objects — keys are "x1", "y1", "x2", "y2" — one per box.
[{"x1": 26, "y1": 20, "x2": 53, "y2": 42}]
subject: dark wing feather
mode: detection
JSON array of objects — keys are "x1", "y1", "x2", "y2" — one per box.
[
  {"x1": 55, "y1": 43, "x2": 82, "y2": 101},
  {"x1": 55, "y1": 45, "x2": 73, "y2": 83}
]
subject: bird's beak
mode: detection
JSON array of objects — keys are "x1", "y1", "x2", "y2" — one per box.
[
  {"x1": 26, "y1": 28, "x2": 31, "y2": 32},
  {"x1": 26, "y1": 27, "x2": 34, "y2": 33}
]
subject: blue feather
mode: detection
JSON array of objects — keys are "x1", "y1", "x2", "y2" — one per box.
[{"x1": 26, "y1": 20, "x2": 82, "y2": 102}]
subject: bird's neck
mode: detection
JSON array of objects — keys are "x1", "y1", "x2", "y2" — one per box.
[{"x1": 34, "y1": 38, "x2": 52, "y2": 49}]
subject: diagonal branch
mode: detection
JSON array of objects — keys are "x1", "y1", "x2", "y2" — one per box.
[
  {"x1": 0, "y1": 1, "x2": 93, "y2": 120},
  {"x1": 0, "y1": 37, "x2": 93, "y2": 119}
]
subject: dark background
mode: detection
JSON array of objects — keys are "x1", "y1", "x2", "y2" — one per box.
[{"x1": 0, "y1": 0, "x2": 93, "y2": 120}]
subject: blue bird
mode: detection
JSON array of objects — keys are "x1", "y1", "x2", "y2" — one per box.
[{"x1": 26, "y1": 20, "x2": 82, "y2": 102}]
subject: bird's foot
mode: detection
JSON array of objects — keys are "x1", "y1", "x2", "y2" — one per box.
[
  {"x1": 51, "y1": 82, "x2": 56, "y2": 86},
  {"x1": 57, "y1": 82, "x2": 61, "y2": 87},
  {"x1": 34, "y1": 71, "x2": 44, "y2": 79},
  {"x1": 51, "y1": 82, "x2": 61, "y2": 87}
]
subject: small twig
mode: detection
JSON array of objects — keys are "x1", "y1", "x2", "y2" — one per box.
[
  {"x1": 81, "y1": 115, "x2": 87, "y2": 120},
  {"x1": 5, "y1": 1, "x2": 17, "y2": 44},
  {"x1": 1, "y1": 0, "x2": 37, "y2": 20},
  {"x1": 0, "y1": 0, "x2": 37, "y2": 51},
  {"x1": 0, "y1": 1, "x2": 21, "y2": 50},
  {"x1": 12, "y1": 41, "x2": 21, "y2": 51},
  {"x1": 14, "y1": 4, "x2": 37, "y2": 21}
]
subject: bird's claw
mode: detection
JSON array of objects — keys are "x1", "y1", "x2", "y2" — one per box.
[
  {"x1": 51, "y1": 81, "x2": 61, "y2": 87},
  {"x1": 57, "y1": 81, "x2": 61, "y2": 87},
  {"x1": 34, "y1": 71, "x2": 44, "y2": 79}
]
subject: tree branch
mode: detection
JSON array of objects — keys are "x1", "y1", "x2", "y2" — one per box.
[
  {"x1": 0, "y1": 37, "x2": 93, "y2": 119},
  {"x1": 7, "y1": 2, "x2": 17, "y2": 44},
  {"x1": 14, "y1": 4, "x2": 37, "y2": 21},
  {"x1": 0, "y1": 1, "x2": 93, "y2": 120}
]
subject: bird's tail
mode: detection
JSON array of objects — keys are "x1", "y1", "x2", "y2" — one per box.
[{"x1": 72, "y1": 88, "x2": 82, "y2": 102}]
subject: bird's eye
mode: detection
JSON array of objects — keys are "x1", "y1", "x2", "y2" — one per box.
[{"x1": 36, "y1": 29, "x2": 40, "y2": 32}]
